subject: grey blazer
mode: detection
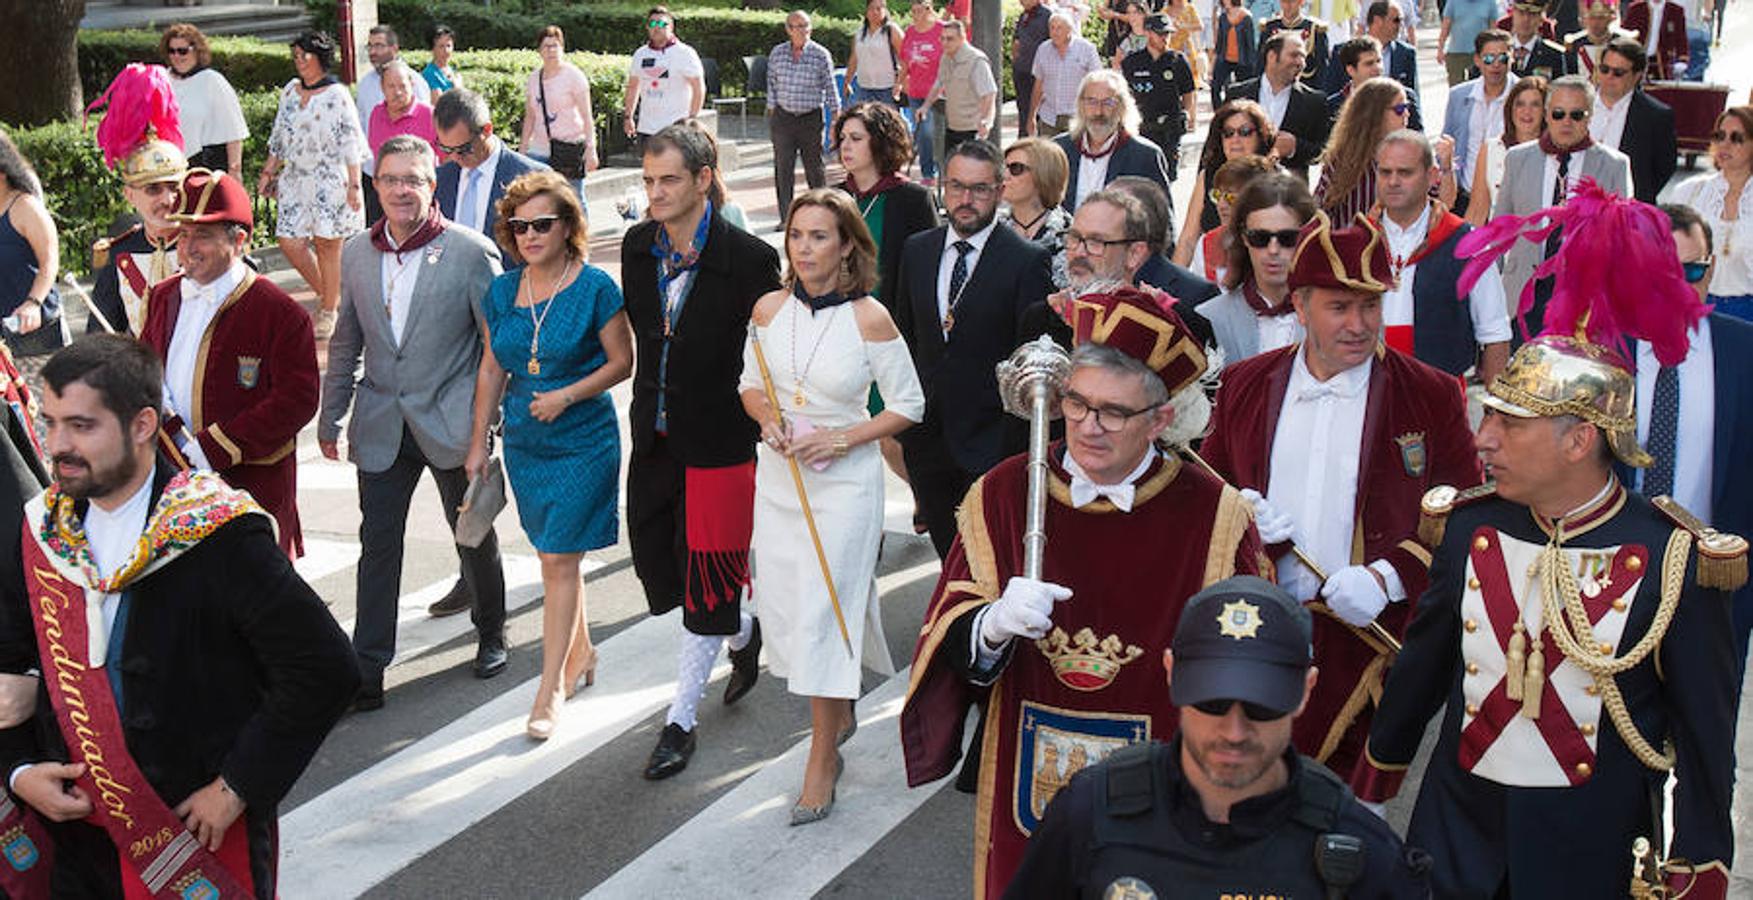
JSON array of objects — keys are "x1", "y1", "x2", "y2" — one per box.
[
  {"x1": 320, "y1": 224, "x2": 504, "y2": 473},
  {"x1": 1196, "y1": 288, "x2": 1261, "y2": 368},
  {"x1": 1493, "y1": 141, "x2": 1631, "y2": 316}
]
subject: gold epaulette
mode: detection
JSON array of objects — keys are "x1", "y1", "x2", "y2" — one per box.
[
  {"x1": 1651, "y1": 495, "x2": 1749, "y2": 592},
  {"x1": 92, "y1": 222, "x2": 142, "y2": 270},
  {"x1": 1418, "y1": 482, "x2": 1498, "y2": 549}
]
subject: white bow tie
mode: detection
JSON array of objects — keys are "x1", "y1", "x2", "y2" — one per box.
[{"x1": 1068, "y1": 475, "x2": 1135, "y2": 511}]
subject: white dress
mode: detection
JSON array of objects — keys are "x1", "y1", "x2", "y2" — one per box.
[
  {"x1": 267, "y1": 81, "x2": 366, "y2": 239},
  {"x1": 1671, "y1": 173, "x2": 1753, "y2": 297},
  {"x1": 741, "y1": 297, "x2": 924, "y2": 699}
]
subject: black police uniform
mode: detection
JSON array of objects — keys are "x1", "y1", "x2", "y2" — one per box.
[
  {"x1": 1006, "y1": 736, "x2": 1429, "y2": 899},
  {"x1": 1121, "y1": 47, "x2": 1195, "y2": 177}
]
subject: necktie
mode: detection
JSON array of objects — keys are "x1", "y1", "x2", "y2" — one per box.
[
  {"x1": 1644, "y1": 365, "x2": 1680, "y2": 497},
  {"x1": 1514, "y1": 46, "x2": 1529, "y2": 70},
  {"x1": 1544, "y1": 152, "x2": 1571, "y2": 260},
  {"x1": 945, "y1": 240, "x2": 974, "y2": 330},
  {"x1": 459, "y1": 168, "x2": 483, "y2": 231}
]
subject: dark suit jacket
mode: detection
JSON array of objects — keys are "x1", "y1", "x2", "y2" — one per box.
[
  {"x1": 840, "y1": 180, "x2": 939, "y2": 310},
  {"x1": 1136, "y1": 254, "x2": 1220, "y2": 349},
  {"x1": 0, "y1": 464, "x2": 358, "y2": 898},
  {"x1": 621, "y1": 211, "x2": 781, "y2": 467},
  {"x1": 1052, "y1": 132, "x2": 1174, "y2": 213},
  {"x1": 1325, "y1": 38, "x2": 1423, "y2": 132},
  {"x1": 1214, "y1": 11, "x2": 1258, "y2": 74},
  {"x1": 1225, "y1": 76, "x2": 1330, "y2": 177},
  {"x1": 1619, "y1": 89, "x2": 1679, "y2": 205},
  {"x1": 435, "y1": 143, "x2": 547, "y2": 237},
  {"x1": 892, "y1": 224, "x2": 1054, "y2": 473}
]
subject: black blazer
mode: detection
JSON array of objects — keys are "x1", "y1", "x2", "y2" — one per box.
[
  {"x1": 892, "y1": 224, "x2": 1054, "y2": 473},
  {"x1": 1619, "y1": 89, "x2": 1678, "y2": 205},
  {"x1": 841, "y1": 180, "x2": 940, "y2": 310},
  {"x1": 1052, "y1": 132, "x2": 1174, "y2": 213},
  {"x1": 621, "y1": 211, "x2": 782, "y2": 467},
  {"x1": 0, "y1": 464, "x2": 358, "y2": 897},
  {"x1": 1225, "y1": 77, "x2": 1330, "y2": 177},
  {"x1": 1324, "y1": 40, "x2": 1424, "y2": 131}
]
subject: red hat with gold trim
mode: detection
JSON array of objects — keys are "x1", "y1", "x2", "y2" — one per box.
[
  {"x1": 1287, "y1": 212, "x2": 1395, "y2": 295},
  {"x1": 1065, "y1": 285, "x2": 1208, "y2": 395},
  {"x1": 168, "y1": 168, "x2": 253, "y2": 231}
]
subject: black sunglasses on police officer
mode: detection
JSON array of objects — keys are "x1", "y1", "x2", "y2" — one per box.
[{"x1": 1190, "y1": 698, "x2": 1289, "y2": 721}]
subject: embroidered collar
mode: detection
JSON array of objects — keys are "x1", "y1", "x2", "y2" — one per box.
[{"x1": 1533, "y1": 476, "x2": 1625, "y2": 541}]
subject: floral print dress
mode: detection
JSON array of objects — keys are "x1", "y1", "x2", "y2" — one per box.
[{"x1": 268, "y1": 80, "x2": 366, "y2": 240}]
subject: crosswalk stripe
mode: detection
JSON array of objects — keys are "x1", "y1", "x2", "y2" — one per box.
[
  {"x1": 277, "y1": 612, "x2": 728, "y2": 898},
  {"x1": 582, "y1": 668, "x2": 958, "y2": 899},
  {"x1": 292, "y1": 537, "x2": 363, "y2": 584}
]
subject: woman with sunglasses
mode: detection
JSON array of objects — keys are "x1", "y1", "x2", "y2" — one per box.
[
  {"x1": 1000, "y1": 137, "x2": 1074, "y2": 287},
  {"x1": 1193, "y1": 171, "x2": 1315, "y2": 367},
  {"x1": 1173, "y1": 99, "x2": 1273, "y2": 265},
  {"x1": 469, "y1": 171, "x2": 633, "y2": 740},
  {"x1": 1465, "y1": 75, "x2": 1547, "y2": 227},
  {"x1": 1672, "y1": 106, "x2": 1753, "y2": 322},
  {"x1": 1313, "y1": 77, "x2": 1418, "y2": 222},
  {"x1": 161, "y1": 23, "x2": 248, "y2": 179},
  {"x1": 740, "y1": 189, "x2": 923, "y2": 825},
  {"x1": 1190, "y1": 153, "x2": 1279, "y2": 284}
]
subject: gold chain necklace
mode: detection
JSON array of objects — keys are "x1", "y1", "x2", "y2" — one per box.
[
  {"x1": 523, "y1": 258, "x2": 573, "y2": 376},
  {"x1": 788, "y1": 294, "x2": 841, "y2": 407}
]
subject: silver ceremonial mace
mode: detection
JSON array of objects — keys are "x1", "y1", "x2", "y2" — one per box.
[{"x1": 997, "y1": 335, "x2": 1072, "y2": 580}]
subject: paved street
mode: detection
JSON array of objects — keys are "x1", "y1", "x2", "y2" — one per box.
[{"x1": 88, "y1": 10, "x2": 1753, "y2": 897}]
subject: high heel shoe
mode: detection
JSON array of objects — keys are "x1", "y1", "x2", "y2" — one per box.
[
  {"x1": 526, "y1": 685, "x2": 565, "y2": 741},
  {"x1": 790, "y1": 752, "x2": 844, "y2": 826},
  {"x1": 563, "y1": 645, "x2": 598, "y2": 700}
]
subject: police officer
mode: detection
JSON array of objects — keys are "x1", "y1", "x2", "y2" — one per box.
[
  {"x1": 1120, "y1": 14, "x2": 1196, "y2": 178},
  {"x1": 1007, "y1": 576, "x2": 1429, "y2": 899}
]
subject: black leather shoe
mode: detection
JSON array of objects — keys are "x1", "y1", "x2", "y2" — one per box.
[
  {"x1": 473, "y1": 636, "x2": 508, "y2": 679},
  {"x1": 723, "y1": 618, "x2": 762, "y2": 706},
  {"x1": 428, "y1": 580, "x2": 473, "y2": 617},
  {"x1": 352, "y1": 676, "x2": 385, "y2": 713},
  {"x1": 643, "y1": 722, "x2": 696, "y2": 780}
]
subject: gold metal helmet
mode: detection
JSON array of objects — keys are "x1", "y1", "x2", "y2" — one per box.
[
  {"x1": 118, "y1": 127, "x2": 187, "y2": 188},
  {"x1": 1482, "y1": 333, "x2": 1651, "y2": 467}
]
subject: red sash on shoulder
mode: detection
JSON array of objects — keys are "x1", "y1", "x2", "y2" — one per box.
[{"x1": 18, "y1": 472, "x2": 267, "y2": 898}]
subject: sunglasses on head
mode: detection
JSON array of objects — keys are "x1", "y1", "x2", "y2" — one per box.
[
  {"x1": 1244, "y1": 228, "x2": 1301, "y2": 249},
  {"x1": 1189, "y1": 698, "x2": 1288, "y2": 721},
  {"x1": 1479, "y1": 52, "x2": 1510, "y2": 65},
  {"x1": 1005, "y1": 161, "x2": 1033, "y2": 176},
  {"x1": 1713, "y1": 129, "x2": 1748, "y2": 145},
  {"x1": 507, "y1": 215, "x2": 561, "y2": 235},
  {"x1": 1549, "y1": 108, "x2": 1590, "y2": 122},
  {"x1": 1221, "y1": 124, "x2": 1258, "y2": 139}
]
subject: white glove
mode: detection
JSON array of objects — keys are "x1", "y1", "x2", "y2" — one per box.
[
  {"x1": 1320, "y1": 565, "x2": 1391, "y2": 627},
  {"x1": 1239, "y1": 488, "x2": 1296, "y2": 545},
  {"x1": 979, "y1": 577, "x2": 1074, "y2": 647},
  {"x1": 1361, "y1": 799, "x2": 1388, "y2": 820}
]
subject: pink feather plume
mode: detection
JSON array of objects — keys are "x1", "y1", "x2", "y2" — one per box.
[
  {"x1": 86, "y1": 63, "x2": 183, "y2": 170},
  {"x1": 1454, "y1": 178, "x2": 1704, "y2": 367}
]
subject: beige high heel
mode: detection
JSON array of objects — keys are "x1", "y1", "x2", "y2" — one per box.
[
  {"x1": 563, "y1": 644, "x2": 598, "y2": 700},
  {"x1": 526, "y1": 685, "x2": 565, "y2": 741}
]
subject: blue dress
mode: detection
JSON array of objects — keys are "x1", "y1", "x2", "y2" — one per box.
[{"x1": 484, "y1": 263, "x2": 623, "y2": 554}]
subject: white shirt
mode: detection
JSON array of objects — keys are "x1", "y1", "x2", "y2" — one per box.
[
  {"x1": 1072, "y1": 132, "x2": 1118, "y2": 210},
  {"x1": 82, "y1": 474, "x2": 154, "y2": 667},
  {"x1": 455, "y1": 139, "x2": 504, "y2": 235},
  {"x1": 169, "y1": 68, "x2": 250, "y2": 154},
  {"x1": 380, "y1": 233, "x2": 424, "y2": 346},
  {"x1": 1256, "y1": 307, "x2": 1305, "y2": 356},
  {"x1": 356, "y1": 63, "x2": 433, "y2": 174},
  {"x1": 164, "y1": 261, "x2": 247, "y2": 470},
  {"x1": 1268, "y1": 350, "x2": 1371, "y2": 600},
  {"x1": 1259, "y1": 76, "x2": 1294, "y2": 129},
  {"x1": 1381, "y1": 205, "x2": 1513, "y2": 345},
  {"x1": 1644, "y1": 0, "x2": 1666, "y2": 54},
  {"x1": 1634, "y1": 318, "x2": 1716, "y2": 522},
  {"x1": 629, "y1": 41, "x2": 705, "y2": 135},
  {"x1": 1541, "y1": 146, "x2": 1587, "y2": 207},
  {"x1": 1462, "y1": 79, "x2": 1511, "y2": 186},
  {"x1": 1670, "y1": 174, "x2": 1753, "y2": 297},
  {"x1": 1591, "y1": 92, "x2": 1632, "y2": 150},
  {"x1": 936, "y1": 219, "x2": 998, "y2": 333}
]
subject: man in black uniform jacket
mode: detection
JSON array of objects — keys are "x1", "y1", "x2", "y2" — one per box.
[
  {"x1": 1120, "y1": 14, "x2": 1197, "y2": 178},
  {"x1": 0, "y1": 335, "x2": 357, "y2": 897},
  {"x1": 1010, "y1": 576, "x2": 1428, "y2": 898},
  {"x1": 623, "y1": 123, "x2": 782, "y2": 781}
]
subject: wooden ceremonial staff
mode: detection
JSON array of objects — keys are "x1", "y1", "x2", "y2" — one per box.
[
  {"x1": 747, "y1": 322, "x2": 855, "y2": 658},
  {"x1": 1184, "y1": 450, "x2": 1403, "y2": 654}
]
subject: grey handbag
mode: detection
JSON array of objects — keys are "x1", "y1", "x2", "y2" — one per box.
[{"x1": 455, "y1": 439, "x2": 507, "y2": 548}]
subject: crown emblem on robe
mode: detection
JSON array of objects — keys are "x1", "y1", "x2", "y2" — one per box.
[{"x1": 1035, "y1": 627, "x2": 1145, "y2": 692}]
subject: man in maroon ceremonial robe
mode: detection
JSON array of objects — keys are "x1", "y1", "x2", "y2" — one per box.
[
  {"x1": 1201, "y1": 211, "x2": 1483, "y2": 784},
  {"x1": 138, "y1": 168, "x2": 319, "y2": 558},
  {"x1": 900, "y1": 279, "x2": 1268, "y2": 899}
]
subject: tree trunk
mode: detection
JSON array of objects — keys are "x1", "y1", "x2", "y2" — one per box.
[{"x1": 0, "y1": 0, "x2": 86, "y2": 126}]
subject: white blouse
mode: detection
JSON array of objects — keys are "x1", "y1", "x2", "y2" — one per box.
[
  {"x1": 1672, "y1": 173, "x2": 1753, "y2": 297},
  {"x1": 170, "y1": 68, "x2": 250, "y2": 152}
]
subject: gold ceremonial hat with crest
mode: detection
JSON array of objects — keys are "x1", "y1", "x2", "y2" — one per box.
[
  {"x1": 1482, "y1": 333, "x2": 1649, "y2": 466},
  {"x1": 118, "y1": 130, "x2": 188, "y2": 187}
]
